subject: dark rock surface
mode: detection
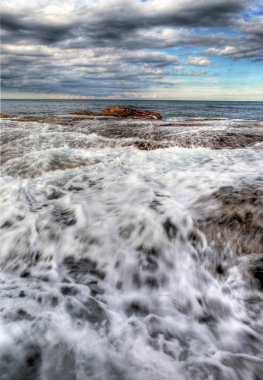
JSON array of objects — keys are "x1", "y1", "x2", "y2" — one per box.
[
  {"x1": 2, "y1": 113, "x2": 263, "y2": 151},
  {"x1": 194, "y1": 186, "x2": 263, "y2": 255}
]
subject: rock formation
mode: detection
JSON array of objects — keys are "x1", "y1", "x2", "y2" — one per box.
[
  {"x1": 0, "y1": 113, "x2": 17, "y2": 118},
  {"x1": 70, "y1": 107, "x2": 162, "y2": 120}
]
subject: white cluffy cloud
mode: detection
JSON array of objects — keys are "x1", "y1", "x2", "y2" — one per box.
[{"x1": 186, "y1": 56, "x2": 210, "y2": 66}]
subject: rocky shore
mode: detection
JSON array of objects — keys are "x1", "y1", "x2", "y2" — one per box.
[
  {"x1": 1, "y1": 107, "x2": 162, "y2": 120},
  {"x1": 1, "y1": 102, "x2": 263, "y2": 380},
  {"x1": 1, "y1": 107, "x2": 263, "y2": 150}
]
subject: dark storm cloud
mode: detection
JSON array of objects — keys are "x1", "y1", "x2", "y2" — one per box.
[
  {"x1": 1, "y1": 12, "x2": 74, "y2": 44},
  {"x1": 122, "y1": 53, "x2": 178, "y2": 66},
  {"x1": 1, "y1": 0, "x2": 261, "y2": 63},
  {"x1": 150, "y1": 0, "x2": 251, "y2": 27},
  {"x1": 0, "y1": 0, "x2": 262, "y2": 97},
  {"x1": 0, "y1": 1, "x2": 253, "y2": 47},
  {"x1": 1, "y1": 72, "x2": 158, "y2": 97},
  {"x1": 0, "y1": 48, "x2": 170, "y2": 97}
]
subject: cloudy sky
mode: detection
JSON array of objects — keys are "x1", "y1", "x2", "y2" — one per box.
[{"x1": 1, "y1": 0, "x2": 263, "y2": 100}]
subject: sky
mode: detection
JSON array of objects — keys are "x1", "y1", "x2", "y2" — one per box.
[{"x1": 1, "y1": 0, "x2": 263, "y2": 100}]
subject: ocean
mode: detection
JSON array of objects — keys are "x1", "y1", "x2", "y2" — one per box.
[
  {"x1": 2, "y1": 99, "x2": 263, "y2": 120},
  {"x1": 0, "y1": 99, "x2": 263, "y2": 380}
]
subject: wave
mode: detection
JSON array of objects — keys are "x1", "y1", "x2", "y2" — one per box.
[{"x1": 0, "y1": 116, "x2": 263, "y2": 379}]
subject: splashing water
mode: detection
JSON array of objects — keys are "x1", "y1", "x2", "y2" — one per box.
[{"x1": 0, "y1": 114, "x2": 263, "y2": 380}]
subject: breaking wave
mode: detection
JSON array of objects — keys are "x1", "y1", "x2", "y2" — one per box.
[{"x1": 0, "y1": 115, "x2": 263, "y2": 380}]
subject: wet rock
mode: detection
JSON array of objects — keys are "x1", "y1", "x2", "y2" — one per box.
[
  {"x1": 0, "y1": 113, "x2": 17, "y2": 118},
  {"x1": 133, "y1": 140, "x2": 171, "y2": 150},
  {"x1": 20, "y1": 270, "x2": 31, "y2": 278},
  {"x1": 25, "y1": 345, "x2": 41, "y2": 369},
  {"x1": 125, "y1": 299, "x2": 150, "y2": 317},
  {"x1": 100, "y1": 107, "x2": 162, "y2": 120},
  {"x1": 138, "y1": 246, "x2": 160, "y2": 258},
  {"x1": 141, "y1": 256, "x2": 158, "y2": 273},
  {"x1": 52, "y1": 206, "x2": 76, "y2": 227},
  {"x1": 3, "y1": 308, "x2": 33, "y2": 322},
  {"x1": 195, "y1": 186, "x2": 263, "y2": 255},
  {"x1": 0, "y1": 343, "x2": 42, "y2": 380},
  {"x1": 69, "y1": 110, "x2": 98, "y2": 116},
  {"x1": 16, "y1": 309, "x2": 33, "y2": 321},
  {"x1": 188, "y1": 228, "x2": 206, "y2": 253},
  {"x1": 69, "y1": 107, "x2": 162, "y2": 120},
  {"x1": 45, "y1": 187, "x2": 64, "y2": 200},
  {"x1": 215, "y1": 263, "x2": 225, "y2": 275},
  {"x1": 64, "y1": 256, "x2": 105, "y2": 282},
  {"x1": 144, "y1": 276, "x2": 159, "y2": 288},
  {"x1": 10, "y1": 113, "x2": 263, "y2": 150},
  {"x1": 60, "y1": 285, "x2": 79, "y2": 296},
  {"x1": 254, "y1": 267, "x2": 263, "y2": 290},
  {"x1": 66, "y1": 296, "x2": 107, "y2": 325},
  {"x1": 199, "y1": 132, "x2": 263, "y2": 149},
  {"x1": 163, "y1": 218, "x2": 178, "y2": 240},
  {"x1": 145, "y1": 315, "x2": 174, "y2": 340},
  {"x1": 87, "y1": 280, "x2": 105, "y2": 296},
  {"x1": 245, "y1": 257, "x2": 263, "y2": 290},
  {"x1": 17, "y1": 115, "x2": 89, "y2": 125}
]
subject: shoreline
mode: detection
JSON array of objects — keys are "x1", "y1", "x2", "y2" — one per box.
[{"x1": 1, "y1": 109, "x2": 263, "y2": 150}]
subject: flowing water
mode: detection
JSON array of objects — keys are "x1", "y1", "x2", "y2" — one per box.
[{"x1": 0, "y1": 100, "x2": 263, "y2": 380}]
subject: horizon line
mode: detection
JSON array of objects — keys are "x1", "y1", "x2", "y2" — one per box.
[{"x1": 1, "y1": 98, "x2": 263, "y2": 102}]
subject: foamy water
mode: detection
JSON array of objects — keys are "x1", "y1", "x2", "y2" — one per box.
[{"x1": 0, "y1": 112, "x2": 263, "y2": 380}]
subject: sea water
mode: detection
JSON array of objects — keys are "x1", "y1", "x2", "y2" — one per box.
[{"x1": 0, "y1": 100, "x2": 263, "y2": 380}]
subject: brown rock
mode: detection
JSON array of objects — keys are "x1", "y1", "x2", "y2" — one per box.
[
  {"x1": 100, "y1": 107, "x2": 162, "y2": 120},
  {"x1": 70, "y1": 107, "x2": 162, "y2": 120},
  {"x1": 0, "y1": 113, "x2": 17, "y2": 118},
  {"x1": 69, "y1": 111, "x2": 98, "y2": 116}
]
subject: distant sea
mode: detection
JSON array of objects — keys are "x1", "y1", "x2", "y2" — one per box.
[{"x1": 1, "y1": 99, "x2": 263, "y2": 120}]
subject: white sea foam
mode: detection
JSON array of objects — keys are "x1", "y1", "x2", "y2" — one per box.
[{"x1": 0, "y1": 118, "x2": 263, "y2": 379}]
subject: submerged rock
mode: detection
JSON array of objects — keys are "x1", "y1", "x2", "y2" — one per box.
[
  {"x1": 248, "y1": 256, "x2": 263, "y2": 290},
  {"x1": 195, "y1": 186, "x2": 263, "y2": 255},
  {"x1": 3, "y1": 113, "x2": 262, "y2": 153},
  {"x1": 133, "y1": 140, "x2": 172, "y2": 150},
  {"x1": 68, "y1": 110, "x2": 98, "y2": 116}
]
